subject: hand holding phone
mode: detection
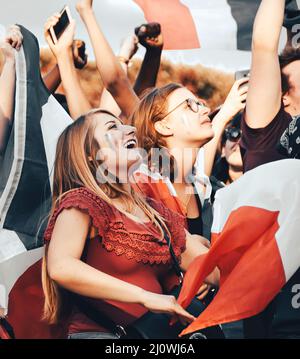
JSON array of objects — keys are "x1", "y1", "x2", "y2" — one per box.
[
  {"x1": 44, "y1": 10, "x2": 76, "y2": 59},
  {"x1": 235, "y1": 70, "x2": 250, "y2": 93},
  {"x1": 220, "y1": 77, "x2": 249, "y2": 120},
  {"x1": 235, "y1": 69, "x2": 250, "y2": 81},
  {"x1": 49, "y1": 6, "x2": 72, "y2": 44}
]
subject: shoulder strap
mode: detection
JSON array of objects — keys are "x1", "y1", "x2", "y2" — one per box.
[{"x1": 162, "y1": 228, "x2": 184, "y2": 283}]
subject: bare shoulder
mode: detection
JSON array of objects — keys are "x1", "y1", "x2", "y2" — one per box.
[{"x1": 52, "y1": 207, "x2": 91, "y2": 239}]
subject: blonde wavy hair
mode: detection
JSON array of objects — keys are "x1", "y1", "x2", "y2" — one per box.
[{"x1": 42, "y1": 109, "x2": 169, "y2": 324}]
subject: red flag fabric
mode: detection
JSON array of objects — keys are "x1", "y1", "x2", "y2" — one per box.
[
  {"x1": 134, "y1": 0, "x2": 200, "y2": 49},
  {"x1": 7, "y1": 260, "x2": 67, "y2": 339},
  {"x1": 177, "y1": 159, "x2": 300, "y2": 336}
]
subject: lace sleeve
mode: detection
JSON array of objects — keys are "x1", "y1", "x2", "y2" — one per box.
[{"x1": 44, "y1": 188, "x2": 109, "y2": 242}]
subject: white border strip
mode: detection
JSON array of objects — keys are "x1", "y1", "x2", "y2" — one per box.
[{"x1": 0, "y1": 45, "x2": 27, "y2": 226}]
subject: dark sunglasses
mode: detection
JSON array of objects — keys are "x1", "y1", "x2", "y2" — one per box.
[{"x1": 224, "y1": 127, "x2": 242, "y2": 143}]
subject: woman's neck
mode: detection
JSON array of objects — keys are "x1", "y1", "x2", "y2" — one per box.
[{"x1": 169, "y1": 146, "x2": 199, "y2": 184}]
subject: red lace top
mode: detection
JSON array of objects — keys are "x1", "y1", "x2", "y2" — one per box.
[{"x1": 44, "y1": 187, "x2": 187, "y2": 334}]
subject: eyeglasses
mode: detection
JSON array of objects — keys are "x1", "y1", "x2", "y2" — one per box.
[
  {"x1": 224, "y1": 127, "x2": 242, "y2": 143},
  {"x1": 161, "y1": 98, "x2": 207, "y2": 120}
]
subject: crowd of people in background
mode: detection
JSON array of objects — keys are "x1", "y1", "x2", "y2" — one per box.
[{"x1": 1, "y1": 0, "x2": 300, "y2": 339}]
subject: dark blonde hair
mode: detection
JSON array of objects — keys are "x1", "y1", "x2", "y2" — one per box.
[
  {"x1": 131, "y1": 83, "x2": 183, "y2": 181},
  {"x1": 42, "y1": 109, "x2": 169, "y2": 324}
]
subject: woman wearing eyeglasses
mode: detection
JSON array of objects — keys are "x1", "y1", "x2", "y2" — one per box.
[
  {"x1": 131, "y1": 84, "x2": 212, "y2": 240},
  {"x1": 131, "y1": 80, "x2": 247, "y2": 240}
]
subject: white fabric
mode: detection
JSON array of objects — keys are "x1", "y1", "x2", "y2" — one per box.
[
  {"x1": 180, "y1": 0, "x2": 238, "y2": 50},
  {"x1": 41, "y1": 95, "x2": 72, "y2": 188},
  {"x1": 0, "y1": 229, "x2": 26, "y2": 263}
]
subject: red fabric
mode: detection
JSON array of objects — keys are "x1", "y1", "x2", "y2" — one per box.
[
  {"x1": 134, "y1": 0, "x2": 200, "y2": 50},
  {"x1": 45, "y1": 188, "x2": 186, "y2": 334},
  {"x1": 132, "y1": 173, "x2": 185, "y2": 217},
  {"x1": 177, "y1": 206, "x2": 286, "y2": 336},
  {"x1": 7, "y1": 260, "x2": 67, "y2": 339}
]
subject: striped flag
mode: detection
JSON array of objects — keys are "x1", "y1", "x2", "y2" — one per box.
[
  {"x1": 133, "y1": 0, "x2": 299, "y2": 51},
  {"x1": 177, "y1": 159, "x2": 300, "y2": 336},
  {"x1": 0, "y1": 26, "x2": 71, "y2": 338}
]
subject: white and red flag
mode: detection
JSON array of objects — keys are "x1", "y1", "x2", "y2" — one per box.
[
  {"x1": 0, "y1": 26, "x2": 71, "y2": 338},
  {"x1": 133, "y1": 0, "x2": 293, "y2": 51},
  {"x1": 177, "y1": 159, "x2": 300, "y2": 336}
]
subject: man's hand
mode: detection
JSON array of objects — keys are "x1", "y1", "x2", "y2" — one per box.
[
  {"x1": 135, "y1": 23, "x2": 163, "y2": 50},
  {"x1": 44, "y1": 14, "x2": 76, "y2": 58}
]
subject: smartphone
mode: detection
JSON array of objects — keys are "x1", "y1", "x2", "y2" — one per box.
[
  {"x1": 49, "y1": 6, "x2": 72, "y2": 44},
  {"x1": 235, "y1": 69, "x2": 250, "y2": 81},
  {"x1": 235, "y1": 69, "x2": 250, "y2": 95}
]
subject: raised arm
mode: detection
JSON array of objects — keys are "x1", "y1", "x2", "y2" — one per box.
[
  {"x1": 44, "y1": 15, "x2": 91, "y2": 119},
  {"x1": 99, "y1": 34, "x2": 138, "y2": 117},
  {"x1": 204, "y1": 78, "x2": 248, "y2": 176},
  {"x1": 43, "y1": 64, "x2": 61, "y2": 94},
  {"x1": 43, "y1": 40, "x2": 88, "y2": 94},
  {"x1": 0, "y1": 26, "x2": 23, "y2": 155},
  {"x1": 245, "y1": 0, "x2": 284, "y2": 129},
  {"x1": 133, "y1": 23, "x2": 163, "y2": 97},
  {"x1": 76, "y1": 0, "x2": 139, "y2": 122}
]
